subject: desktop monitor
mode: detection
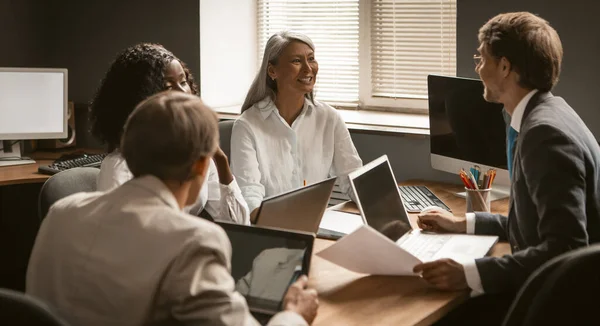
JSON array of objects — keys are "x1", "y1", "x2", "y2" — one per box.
[
  {"x1": 0, "y1": 68, "x2": 68, "y2": 167},
  {"x1": 428, "y1": 75, "x2": 510, "y2": 199}
]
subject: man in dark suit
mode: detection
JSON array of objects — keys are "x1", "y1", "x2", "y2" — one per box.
[{"x1": 413, "y1": 11, "x2": 600, "y2": 325}]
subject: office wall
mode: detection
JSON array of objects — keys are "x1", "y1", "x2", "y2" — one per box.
[
  {"x1": 457, "y1": 0, "x2": 600, "y2": 138},
  {"x1": 45, "y1": 0, "x2": 200, "y2": 104},
  {"x1": 0, "y1": 0, "x2": 50, "y2": 67}
]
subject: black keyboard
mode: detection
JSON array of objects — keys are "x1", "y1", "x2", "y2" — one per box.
[
  {"x1": 399, "y1": 185, "x2": 452, "y2": 213},
  {"x1": 38, "y1": 153, "x2": 107, "y2": 175}
]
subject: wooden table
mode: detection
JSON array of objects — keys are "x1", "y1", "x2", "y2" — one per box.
[
  {"x1": 0, "y1": 150, "x2": 106, "y2": 186},
  {"x1": 308, "y1": 180, "x2": 509, "y2": 326}
]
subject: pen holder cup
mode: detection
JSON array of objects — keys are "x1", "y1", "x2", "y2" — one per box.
[{"x1": 466, "y1": 188, "x2": 492, "y2": 213}]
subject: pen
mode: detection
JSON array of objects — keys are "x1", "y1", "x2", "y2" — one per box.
[
  {"x1": 459, "y1": 169, "x2": 475, "y2": 189},
  {"x1": 467, "y1": 171, "x2": 479, "y2": 190},
  {"x1": 482, "y1": 174, "x2": 490, "y2": 190}
]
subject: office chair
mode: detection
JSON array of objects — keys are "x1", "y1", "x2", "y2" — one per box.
[
  {"x1": 0, "y1": 288, "x2": 70, "y2": 326},
  {"x1": 219, "y1": 119, "x2": 235, "y2": 160},
  {"x1": 503, "y1": 244, "x2": 600, "y2": 326},
  {"x1": 38, "y1": 167, "x2": 99, "y2": 221}
]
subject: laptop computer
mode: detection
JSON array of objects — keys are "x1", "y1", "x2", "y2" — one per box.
[
  {"x1": 217, "y1": 222, "x2": 315, "y2": 322},
  {"x1": 255, "y1": 177, "x2": 338, "y2": 237},
  {"x1": 348, "y1": 155, "x2": 498, "y2": 262}
]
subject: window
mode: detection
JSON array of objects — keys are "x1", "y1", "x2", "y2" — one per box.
[
  {"x1": 257, "y1": 0, "x2": 456, "y2": 112},
  {"x1": 258, "y1": 0, "x2": 360, "y2": 106}
]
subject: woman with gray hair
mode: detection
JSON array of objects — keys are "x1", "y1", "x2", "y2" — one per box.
[{"x1": 231, "y1": 31, "x2": 362, "y2": 218}]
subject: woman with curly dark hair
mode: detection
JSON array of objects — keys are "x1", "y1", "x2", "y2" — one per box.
[{"x1": 90, "y1": 43, "x2": 249, "y2": 225}]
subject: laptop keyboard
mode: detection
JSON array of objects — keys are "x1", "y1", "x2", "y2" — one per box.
[
  {"x1": 399, "y1": 185, "x2": 452, "y2": 213},
  {"x1": 398, "y1": 233, "x2": 451, "y2": 261}
]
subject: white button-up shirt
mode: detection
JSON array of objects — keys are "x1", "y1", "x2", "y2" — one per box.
[
  {"x1": 231, "y1": 96, "x2": 363, "y2": 212},
  {"x1": 97, "y1": 151, "x2": 250, "y2": 225}
]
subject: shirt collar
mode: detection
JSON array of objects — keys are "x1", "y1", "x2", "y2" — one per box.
[
  {"x1": 258, "y1": 96, "x2": 315, "y2": 120},
  {"x1": 126, "y1": 175, "x2": 181, "y2": 210},
  {"x1": 510, "y1": 89, "x2": 538, "y2": 132}
]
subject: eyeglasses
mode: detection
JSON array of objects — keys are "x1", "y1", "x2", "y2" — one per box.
[{"x1": 473, "y1": 54, "x2": 482, "y2": 67}]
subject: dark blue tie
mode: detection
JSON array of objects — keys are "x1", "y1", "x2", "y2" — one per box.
[{"x1": 507, "y1": 126, "x2": 518, "y2": 176}]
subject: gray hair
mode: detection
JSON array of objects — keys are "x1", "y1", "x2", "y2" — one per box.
[
  {"x1": 121, "y1": 91, "x2": 219, "y2": 182},
  {"x1": 241, "y1": 31, "x2": 316, "y2": 113}
]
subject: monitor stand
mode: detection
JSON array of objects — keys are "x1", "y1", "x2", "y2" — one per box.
[
  {"x1": 455, "y1": 184, "x2": 510, "y2": 201},
  {"x1": 0, "y1": 140, "x2": 36, "y2": 167}
]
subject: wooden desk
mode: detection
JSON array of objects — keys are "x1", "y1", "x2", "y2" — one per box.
[
  {"x1": 0, "y1": 150, "x2": 102, "y2": 186},
  {"x1": 0, "y1": 158, "x2": 54, "y2": 186},
  {"x1": 309, "y1": 180, "x2": 509, "y2": 326}
]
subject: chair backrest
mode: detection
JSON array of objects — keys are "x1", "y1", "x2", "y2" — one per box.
[
  {"x1": 38, "y1": 167, "x2": 99, "y2": 220},
  {"x1": 0, "y1": 288, "x2": 70, "y2": 326},
  {"x1": 219, "y1": 119, "x2": 235, "y2": 160},
  {"x1": 503, "y1": 244, "x2": 600, "y2": 326}
]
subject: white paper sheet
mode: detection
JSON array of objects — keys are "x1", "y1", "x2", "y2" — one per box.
[
  {"x1": 316, "y1": 225, "x2": 422, "y2": 276},
  {"x1": 319, "y1": 210, "x2": 364, "y2": 235}
]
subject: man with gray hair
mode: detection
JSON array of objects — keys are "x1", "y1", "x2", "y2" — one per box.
[{"x1": 26, "y1": 91, "x2": 318, "y2": 326}]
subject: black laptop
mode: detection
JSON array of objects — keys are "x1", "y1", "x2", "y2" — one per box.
[{"x1": 217, "y1": 222, "x2": 315, "y2": 322}]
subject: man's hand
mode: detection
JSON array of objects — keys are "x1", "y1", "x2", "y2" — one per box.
[
  {"x1": 283, "y1": 275, "x2": 319, "y2": 324},
  {"x1": 413, "y1": 259, "x2": 468, "y2": 291},
  {"x1": 417, "y1": 208, "x2": 467, "y2": 233}
]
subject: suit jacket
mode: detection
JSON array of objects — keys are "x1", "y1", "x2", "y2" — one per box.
[
  {"x1": 473, "y1": 92, "x2": 600, "y2": 294},
  {"x1": 26, "y1": 175, "x2": 307, "y2": 326}
]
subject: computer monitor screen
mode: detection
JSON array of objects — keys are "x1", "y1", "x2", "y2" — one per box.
[
  {"x1": 428, "y1": 74, "x2": 510, "y2": 187},
  {"x1": 0, "y1": 68, "x2": 67, "y2": 140}
]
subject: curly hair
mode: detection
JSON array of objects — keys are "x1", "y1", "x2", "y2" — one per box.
[{"x1": 89, "y1": 43, "x2": 199, "y2": 151}]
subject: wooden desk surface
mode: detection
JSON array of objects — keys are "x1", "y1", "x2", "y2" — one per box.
[
  {"x1": 0, "y1": 150, "x2": 102, "y2": 186},
  {"x1": 309, "y1": 180, "x2": 509, "y2": 326}
]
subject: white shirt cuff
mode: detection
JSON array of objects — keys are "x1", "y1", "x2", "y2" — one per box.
[
  {"x1": 267, "y1": 310, "x2": 308, "y2": 326},
  {"x1": 465, "y1": 212, "x2": 476, "y2": 234},
  {"x1": 463, "y1": 259, "x2": 485, "y2": 296},
  {"x1": 218, "y1": 177, "x2": 240, "y2": 194}
]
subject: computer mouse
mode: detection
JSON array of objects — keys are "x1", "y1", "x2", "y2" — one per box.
[{"x1": 420, "y1": 205, "x2": 442, "y2": 214}]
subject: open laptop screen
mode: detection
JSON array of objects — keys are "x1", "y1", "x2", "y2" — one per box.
[
  {"x1": 217, "y1": 222, "x2": 314, "y2": 315},
  {"x1": 350, "y1": 157, "x2": 412, "y2": 241}
]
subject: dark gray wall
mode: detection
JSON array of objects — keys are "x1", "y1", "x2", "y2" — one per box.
[
  {"x1": 350, "y1": 132, "x2": 458, "y2": 184},
  {"x1": 0, "y1": 1, "x2": 50, "y2": 67},
  {"x1": 457, "y1": 0, "x2": 600, "y2": 138},
  {"x1": 44, "y1": 0, "x2": 200, "y2": 104},
  {"x1": 1, "y1": 0, "x2": 200, "y2": 148}
]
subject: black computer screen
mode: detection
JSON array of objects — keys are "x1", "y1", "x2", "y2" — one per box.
[
  {"x1": 428, "y1": 75, "x2": 508, "y2": 169},
  {"x1": 219, "y1": 223, "x2": 312, "y2": 310},
  {"x1": 352, "y1": 160, "x2": 412, "y2": 242}
]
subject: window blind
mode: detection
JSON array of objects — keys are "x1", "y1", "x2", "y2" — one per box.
[
  {"x1": 370, "y1": 0, "x2": 456, "y2": 99},
  {"x1": 257, "y1": 0, "x2": 360, "y2": 104}
]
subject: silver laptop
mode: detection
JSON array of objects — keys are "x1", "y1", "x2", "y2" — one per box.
[
  {"x1": 217, "y1": 222, "x2": 314, "y2": 321},
  {"x1": 255, "y1": 177, "x2": 337, "y2": 235},
  {"x1": 349, "y1": 155, "x2": 498, "y2": 262}
]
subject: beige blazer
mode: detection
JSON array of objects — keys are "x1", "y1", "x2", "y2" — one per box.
[{"x1": 26, "y1": 175, "x2": 307, "y2": 326}]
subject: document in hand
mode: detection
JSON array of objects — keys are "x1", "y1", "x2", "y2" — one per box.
[{"x1": 316, "y1": 225, "x2": 422, "y2": 276}]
